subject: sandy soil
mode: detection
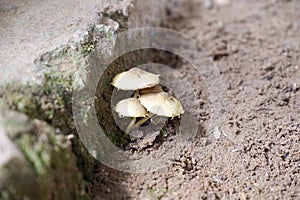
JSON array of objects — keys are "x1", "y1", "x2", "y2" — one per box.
[{"x1": 93, "y1": 0, "x2": 300, "y2": 199}]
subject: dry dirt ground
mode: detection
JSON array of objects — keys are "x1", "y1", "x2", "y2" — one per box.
[{"x1": 93, "y1": 0, "x2": 300, "y2": 199}]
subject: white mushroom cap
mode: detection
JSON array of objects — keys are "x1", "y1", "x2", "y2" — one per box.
[
  {"x1": 112, "y1": 68, "x2": 160, "y2": 90},
  {"x1": 139, "y1": 92, "x2": 184, "y2": 118},
  {"x1": 114, "y1": 98, "x2": 148, "y2": 118}
]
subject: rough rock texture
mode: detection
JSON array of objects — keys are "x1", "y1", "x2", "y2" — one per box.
[
  {"x1": 0, "y1": 0, "x2": 133, "y2": 84},
  {"x1": 0, "y1": 0, "x2": 173, "y2": 85}
]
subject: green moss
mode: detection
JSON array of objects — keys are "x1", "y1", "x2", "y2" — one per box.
[
  {"x1": 77, "y1": 24, "x2": 115, "y2": 56},
  {"x1": 2, "y1": 72, "x2": 73, "y2": 133},
  {"x1": 0, "y1": 123, "x2": 88, "y2": 199},
  {"x1": 0, "y1": 72, "x2": 90, "y2": 199}
]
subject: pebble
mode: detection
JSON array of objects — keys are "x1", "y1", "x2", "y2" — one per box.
[
  {"x1": 292, "y1": 83, "x2": 298, "y2": 92},
  {"x1": 213, "y1": 127, "x2": 221, "y2": 139},
  {"x1": 203, "y1": 0, "x2": 213, "y2": 9}
]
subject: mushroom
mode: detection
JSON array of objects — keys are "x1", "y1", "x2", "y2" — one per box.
[
  {"x1": 112, "y1": 67, "x2": 160, "y2": 90},
  {"x1": 112, "y1": 68, "x2": 184, "y2": 134},
  {"x1": 112, "y1": 68, "x2": 161, "y2": 133},
  {"x1": 131, "y1": 91, "x2": 184, "y2": 130},
  {"x1": 139, "y1": 91, "x2": 184, "y2": 118},
  {"x1": 114, "y1": 98, "x2": 148, "y2": 134}
]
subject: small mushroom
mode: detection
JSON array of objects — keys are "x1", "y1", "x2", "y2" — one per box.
[
  {"x1": 131, "y1": 92, "x2": 184, "y2": 130},
  {"x1": 114, "y1": 98, "x2": 148, "y2": 134},
  {"x1": 112, "y1": 68, "x2": 160, "y2": 90},
  {"x1": 139, "y1": 91, "x2": 184, "y2": 118}
]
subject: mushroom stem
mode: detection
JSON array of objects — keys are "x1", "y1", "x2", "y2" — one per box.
[
  {"x1": 132, "y1": 113, "x2": 154, "y2": 130},
  {"x1": 125, "y1": 117, "x2": 136, "y2": 134},
  {"x1": 133, "y1": 90, "x2": 139, "y2": 98}
]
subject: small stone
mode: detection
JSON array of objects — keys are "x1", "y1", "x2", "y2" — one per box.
[
  {"x1": 130, "y1": 130, "x2": 144, "y2": 140},
  {"x1": 203, "y1": 0, "x2": 213, "y2": 9},
  {"x1": 292, "y1": 83, "x2": 298, "y2": 92},
  {"x1": 137, "y1": 131, "x2": 160, "y2": 148},
  {"x1": 213, "y1": 127, "x2": 221, "y2": 139}
]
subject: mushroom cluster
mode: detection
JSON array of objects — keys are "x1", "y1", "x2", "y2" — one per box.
[{"x1": 112, "y1": 68, "x2": 184, "y2": 134}]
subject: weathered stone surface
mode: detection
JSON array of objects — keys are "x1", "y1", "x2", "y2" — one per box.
[{"x1": 0, "y1": 0, "x2": 134, "y2": 85}]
